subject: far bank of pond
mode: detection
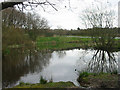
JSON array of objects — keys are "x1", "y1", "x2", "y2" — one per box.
[{"x1": 36, "y1": 36, "x2": 120, "y2": 51}]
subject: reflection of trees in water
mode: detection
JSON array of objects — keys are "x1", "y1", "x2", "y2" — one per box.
[
  {"x1": 25, "y1": 50, "x2": 51, "y2": 73},
  {"x1": 2, "y1": 49, "x2": 52, "y2": 88},
  {"x1": 76, "y1": 49, "x2": 118, "y2": 73},
  {"x1": 56, "y1": 51, "x2": 66, "y2": 58},
  {"x1": 87, "y1": 49, "x2": 118, "y2": 73}
]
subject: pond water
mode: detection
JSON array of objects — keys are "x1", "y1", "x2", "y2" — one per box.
[
  {"x1": 3, "y1": 48, "x2": 119, "y2": 88},
  {"x1": 66, "y1": 36, "x2": 120, "y2": 39}
]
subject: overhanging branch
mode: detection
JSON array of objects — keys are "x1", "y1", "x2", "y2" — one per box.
[{"x1": 0, "y1": 1, "x2": 58, "y2": 11}]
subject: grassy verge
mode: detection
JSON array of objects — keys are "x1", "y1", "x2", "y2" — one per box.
[
  {"x1": 77, "y1": 72, "x2": 118, "y2": 88},
  {"x1": 36, "y1": 36, "x2": 92, "y2": 44},
  {"x1": 13, "y1": 81, "x2": 76, "y2": 88},
  {"x1": 36, "y1": 36, "x2": 120, "y2": 51},
  {"x1": 36, "y1": 36, "x2": 92, "y2": 50}
]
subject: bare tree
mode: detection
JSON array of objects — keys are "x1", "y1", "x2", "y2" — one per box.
[
  {"x1": 25, "y1": 12, "x2": 49, "y2": 29},
  {"x1": 81, "y1": 2, "x2": 117, "y2": 50},
  {"x1": 79, "y1": 2, "x2": 118, "y2": 74},
  {"x1": 2, "y1": 8, "x2": 26, "y2": 28},
  {"x1": 81, "y1": 4, "x2": 115, "y2": 29},
  {"x1": 2, "y1": 8, "x2": 49, "y2": 29}
]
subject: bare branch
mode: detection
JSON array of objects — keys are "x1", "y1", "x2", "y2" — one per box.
[
  {"x1": 0, "y1": 0, "x2": 58, "y2": 11},
  {"x1": 46, "y1": 0, "x2": 58, "y2": 11}
]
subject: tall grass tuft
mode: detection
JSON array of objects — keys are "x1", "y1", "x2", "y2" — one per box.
[{"x1": 77, "y1": 72, "x2": 89, "y2": 83}]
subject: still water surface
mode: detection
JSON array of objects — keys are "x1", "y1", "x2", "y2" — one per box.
[{"x1": 3, "y1": 48, "x2": 119, "y2": 88}]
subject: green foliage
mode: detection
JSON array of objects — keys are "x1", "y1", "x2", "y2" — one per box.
[{"x1": 39, "y1": 76, "x2": 47, "y2": 84}]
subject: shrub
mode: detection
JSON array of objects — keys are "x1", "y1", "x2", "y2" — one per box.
[{"x1": 2, "y1": 25, "x2": 33, "y2": 55}]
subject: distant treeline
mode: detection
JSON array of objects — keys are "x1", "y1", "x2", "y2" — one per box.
[{"x1": 24, "y1": 28, "x2": 120, "y2": 38}]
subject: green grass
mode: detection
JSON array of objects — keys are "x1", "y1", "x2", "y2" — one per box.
[
  {"x1": 37, "y1": 36, "x2": 92, "y2": 43},
  {"x1": 36, "y1": 36, "x2": 92, "y2": 50},
  {"x1": 36, "y1": 36, "x2": 120, "y2": 51},
  {"x1": 13, "y1": 81, "x2": 76, "y2": 88},
  {"x1": 77, "y1": 72, "x2": 118, "y2": 88}
]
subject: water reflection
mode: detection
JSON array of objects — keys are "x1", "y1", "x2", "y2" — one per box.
[
  {"x1": 56, "y1": 51, "x2": 66, "y2": 58},
  {"x1": 2, "y1": 48, "x2": 119, "y2": 88},
  {"x1": 2, "y1": 49, "x2": 52, "y2": 88},
  {"x1": 19, "y1": 50, "x2": 80, "y2": 86},
  {"x1": 87, "y1": 49, "x2": 118, "y2": 73},
  {"x1": 76, "y1": 48, "x2": 118, "y2": 74}
]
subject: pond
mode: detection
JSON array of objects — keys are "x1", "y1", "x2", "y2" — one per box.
[
  {"x1": 2, "y1": 48, "x2": 119, "y2": 88},
  {"x1": 66, "y1": 36, "x2": 120, "y2": 39}
]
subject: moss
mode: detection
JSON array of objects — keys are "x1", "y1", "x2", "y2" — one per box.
[{"x1": 13, "y1": 81, "x2": 76, "y2": 88}]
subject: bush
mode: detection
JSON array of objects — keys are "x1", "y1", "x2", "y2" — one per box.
[{"x1": 2, "y1": 25, "x2": 33, "y2": 54}]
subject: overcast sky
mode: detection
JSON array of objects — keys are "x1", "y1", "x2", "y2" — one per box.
[
  {"x1": 1, "y1": 0, "x2": 120, "y2": 29},
  {"x1": 29, "y1": 0, "x2": 119, "y2": 30}
]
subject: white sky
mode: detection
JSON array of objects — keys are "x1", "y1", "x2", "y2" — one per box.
[
  {"x1": 34, "y1": 0, "x2": 120, "y2": 29},
  {"x1": 1, "y1": 0, "x2": 120, "y2": 29}
]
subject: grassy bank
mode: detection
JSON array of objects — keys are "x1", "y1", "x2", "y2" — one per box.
[
  {"x1": 36, "y1": 36, "x2": 120, "y2": 51},
  {"x1": 77, "y1": 72, "x2": 118, "y2": 88},
  {"x1": 36, "y1": 36, "x2": 92, "y2": 50},
  {"x1": 13, "y1": 81, "x2": 76, "y2": 88}
]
